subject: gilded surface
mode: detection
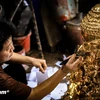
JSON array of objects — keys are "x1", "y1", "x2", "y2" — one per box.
[
  {"x1": 62, "y1": 39, "x2": 100, "y2": 100},
  {"x1": 62, "y1": 4, "x2": 100, "y2": 100},
  {"x1": 81, "y1": 4, "x2": 100, "y2": 42}
]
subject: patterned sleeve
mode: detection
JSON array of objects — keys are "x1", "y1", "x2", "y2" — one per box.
[{"x1": 0, "y1": 67, "x2": 31, "y2": 100}]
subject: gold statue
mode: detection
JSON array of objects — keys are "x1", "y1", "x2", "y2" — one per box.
[
  {"x1": 81, "y1": 4, "x2": 100, "y2": 42},
  {"x1": 62, "y1": 4, "x2": 100, "y2": 100}
]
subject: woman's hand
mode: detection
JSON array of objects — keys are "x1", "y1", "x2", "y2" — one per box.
[
  {"x1": 10, "y1": 53, "x2": 47, "y2": 73},
  {"x1": 61, "y1": 54, "x2": 83, "y2": 74},
  {"x1": 31, "y1": 58, "x2": 47, "y2": 73}
]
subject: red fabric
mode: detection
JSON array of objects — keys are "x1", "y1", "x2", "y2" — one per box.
[{"x1": 0, "y1": 67, "x2": 31, "y2": 100}]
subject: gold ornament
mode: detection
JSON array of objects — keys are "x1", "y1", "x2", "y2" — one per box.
[
  {"x1": 81, "y1": 4, "x2": 100, "y2": 42},
  {"x1": 62, "y1": 4, "x2": 100, "y2": 100},
  {"x1": 62, "y1": 39, "x2": 100, "y2": 100}
]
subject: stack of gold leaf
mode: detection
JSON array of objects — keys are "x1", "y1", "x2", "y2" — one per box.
[
  {"x1": 61, "y1": 4, "x2": 100, "y2": 100},
  {"x1": 81, "y1": 4, "x2": 100, "y2": 41}
]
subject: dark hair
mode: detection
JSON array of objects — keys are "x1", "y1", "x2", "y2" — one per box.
[{"x1": 0, "y1": 21, "x2": 16, "y2": 51}]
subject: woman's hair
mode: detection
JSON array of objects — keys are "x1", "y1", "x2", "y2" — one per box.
[{"x1": 0, "y1": 20, "x2": 16, "y2": 51}]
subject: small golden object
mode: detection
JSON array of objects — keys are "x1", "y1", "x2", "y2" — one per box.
[{"x1": 81, "y1": 4, "x2": 100, "y2": 42}]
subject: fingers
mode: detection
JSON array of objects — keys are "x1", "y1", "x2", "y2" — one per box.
[
  {"x1": 64, "y1": 54, "x2": 83, "y2": 72},
  {"x1": 67, "y1": 54, "x2": 76, "y2": 64},
  {"x1": 39, "y1": 60, "x2": 47, "y2": 73},
  {"x1": 71, "y1": 56, "x2": 83, "y2": 70},
  {"x1": 66, "y1": 55, "x2": 72, "y2": 59},
  {"x1": 42, "y1": 60, "x2": 47, "y2": 70},
  {"x1": 39, "y1": 65, "x2": 45, "y2": 73}
]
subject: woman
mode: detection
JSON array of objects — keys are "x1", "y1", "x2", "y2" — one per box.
[{"x1": 0, "y1": 20, "x2": 82, "y2": 100}]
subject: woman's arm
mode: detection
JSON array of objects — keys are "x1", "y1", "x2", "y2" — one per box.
[
  {"x1": 9, "y1": 52, "x2": 47, "y2": 73},
  {"x1": 28, "y1": 69, "x2": 66, "y2": 100},
  {"x1": 9, "y1": 52, "x2": 33, "y2": 64},
  {"x1": 27, "y1": 54, "x2": 82, "y2": 100}
]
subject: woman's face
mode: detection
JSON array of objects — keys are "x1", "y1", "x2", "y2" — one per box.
[{"x1": 0, "y1": 36, "x2": 14, "y2": 63}]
